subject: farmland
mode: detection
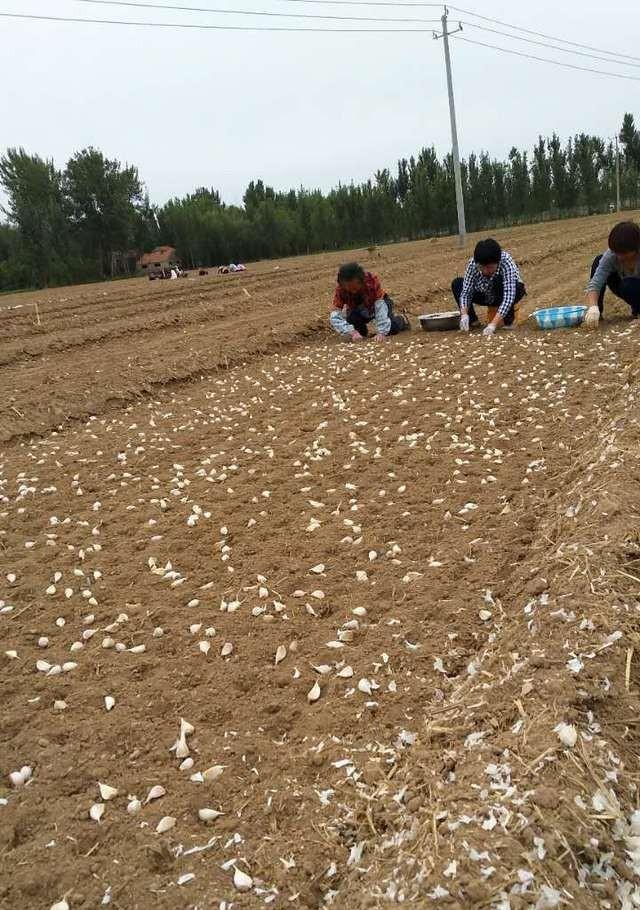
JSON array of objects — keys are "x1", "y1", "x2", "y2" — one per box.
[{"x1": 1, "y1": 212, "x2": 639, "y2": 910}]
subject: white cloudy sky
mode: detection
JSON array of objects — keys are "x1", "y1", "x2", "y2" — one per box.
[{"x1": 0, "y1": 0, "x2": 638, "y2": 206}]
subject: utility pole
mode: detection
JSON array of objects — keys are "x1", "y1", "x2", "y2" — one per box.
[
  {"x1": 615, "y1": 135, "x2": 621, "y2": 212},
  {"x1": 434, "y1": 8, "x2": 466, "y2": 247}
]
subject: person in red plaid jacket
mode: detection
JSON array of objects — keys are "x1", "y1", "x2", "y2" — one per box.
[{"x1": 329, "y1": 262, "x2": 410, "y2": 342}]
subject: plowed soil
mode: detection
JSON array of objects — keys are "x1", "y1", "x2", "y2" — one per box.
[{"x1": 1, "y1": 213, "x2": 639, "y2": 910}]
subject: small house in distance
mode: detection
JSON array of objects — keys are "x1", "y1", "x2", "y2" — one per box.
[{"x1": 138, "y1": 246, "x2": 178, "y2": 279}]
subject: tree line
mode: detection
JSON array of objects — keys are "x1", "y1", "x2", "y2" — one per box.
[{"x1": 2, "y1": 114, "x2": 640, "y2": 291}]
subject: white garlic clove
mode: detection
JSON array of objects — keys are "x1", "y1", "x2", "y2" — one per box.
[
  {"x1": 126, "y1": 798, "x2": 141, "y2": 815},
  {"x1": 311, "y1": 664, "x2": 331, "y2": 675},
  {"x1": 155, "y1": 816, "x2": 176, "y2": 834},
  {"x1": 36, "y1": 660, "x2": 52, "y2": 673},
  {"x1": 98, "y1": 782, "x2": 118, "y2": 801},
  {"x1": 89, "y1": 803, "x2": 105, "y2": 822},
  {"x1": 128, "y1": 645, "x2": 145, "y2": 655},
  {"x1": 145, "y1": 785, "x2": 166, "y2": 803},
  {"x1": 179, "y1": 757, "x2": 194, "y2": 771},
  {"x1": 233, "y1": 867, "x2": 253, "y2": 892},
  {"x1": 175, "y1": 736, "x2": 190, "y2": 759},
  {"x1": 198, "y1": 807, "x2": 224, "y2": 823},
  {"x1": 555, "y1": 722, "x2": 578, "y2": 748},
  {"x1": 310, "y1": 564, "x2": 325, "y2": 574},
  {"x1": 38, "y1": 637, "x2": 49, "y2": 648},
  {"x1": 9, "y1": 770, "x2": 25, "y2": 788},
  {"x1": 54, "y1": 700, "x2": 68, "y2": 712},
  {"x1": 202, "y1": 765, "x2": 225, "y2": 783},
  {"x1": 62, "y1": 662, "x2": 77, "y2": 673},
  {"x1": 336, "y1": 666, "x2": 354, "y2": 678},
  {"x1": 275, "y1": 645, "x2": 287, "y2": 666},
  {"x1": 220, "y1": 642, "x2": 233, "y2": 658},
  {"x1": 307, "y1": 681, "x2": 321, "y2": 703},
  {"x1": 358, "y1": 679, "x2": 372, "y2": 695},
  {"x1": 104, "y1": 696, "x2": 115, "y2": 711},
  {"x1": 50, "y1": 900, "x2": 70, "y2": 910},
  {"x1": 198, "y1": 641, "x2": 210, "y2": 656}
]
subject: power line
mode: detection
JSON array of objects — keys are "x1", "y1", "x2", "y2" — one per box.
[
  {"x1": 449, "y1": 5, "x2": 640, "y2": 64},
  {"x1": 76, "y1": 0, "x2": 440, "y2": 21},
  {"x1": 459, "y1": 21, "x2": 640, "y2": 70},
  {"x1": 0, "y1": 11, "x2": 436, "y2": 30},
  {"x1": 453, "y1": 35, "x2": 640, "y2": 82}
]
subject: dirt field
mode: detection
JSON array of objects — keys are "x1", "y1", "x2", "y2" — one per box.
[{"x1": 1, "y1": 213, "x2": 639, "y2": 910}]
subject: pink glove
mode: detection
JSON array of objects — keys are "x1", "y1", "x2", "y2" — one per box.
[
  {"x1": 350, "y1": 330, "x2": 364, "y2": 342},
  {"x1": 374, "y1": 333, "x2": 389, "y2": 343}
]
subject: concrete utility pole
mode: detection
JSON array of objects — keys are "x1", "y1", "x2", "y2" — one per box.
[
  {"x1": 615, "y1": 135, "x2": 621, "y2": 212},
  {"x1": 435, "y1": 8, "x2": 467, "y2": 247}
]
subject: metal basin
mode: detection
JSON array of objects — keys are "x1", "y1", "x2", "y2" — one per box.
[{"x1": 419, "y1": 311, "x2": 460, "y2": 332}]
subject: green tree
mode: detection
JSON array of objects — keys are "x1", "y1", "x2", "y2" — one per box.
[
  {"x1": 64, "y1": 147, "x2": 144, "y2": 276},
  {"x1": 0, "y1": 148, "x2": 71, "y2": 287}
]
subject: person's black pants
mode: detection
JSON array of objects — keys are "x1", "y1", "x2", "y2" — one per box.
[
  {"x1": 451, "y1": 277, "x2": 526, "y2": 327},
  {"x1": 347, "y1": 296, "x2": 408, "y2": 337},
  {"x1": 590, "y1": 255, "x2": 640, "y2": 317}
]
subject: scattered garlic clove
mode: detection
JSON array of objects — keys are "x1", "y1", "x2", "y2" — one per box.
[
  {"x1": 104, "y1": 696, "x2": 115, "y2": 711},
  {"x1": 179, "y1": 757, "x2": 194, "y2": 771},
  {"x1": 175, "y1": 736, "x2": 190, "y2": 759},
  {"x1": 37, "y1": 660, "x2": 52, "y2": 673},
  {"x1": 199, "y1": 641, "x2": 210, "y2": 655},
  {"x1": 310, "y1": 564, "x2": 325, "y2": 574},
  {"x1": 9, "y1": 770, "x2": 25, "y2": 788},
  {"x1": 128, "y1": 645, "x2": 145, "y2": 655},
  {"x1": 275, "y1": 645, "x2": 287, "y2": 666},
  {"x1": 555, "y1": 722, "x2": 578, "y2": 748},
  {"x1": 5, "y1": 651, "x2": 18, "y2": 660},
  {"x1": 198, "y1": 807, "x2": 224, "y2": 823},
  {"x1": 62, "y1": 662, "x2": 77, "y2": 673},
  {"x1": 156, "y1": 816, "x2": 176, "y2": 834},
  {"x1": 220, "y1": 642, "x2": 233, "y2": 658},
  {"x1": 38, "y1": 637, "x2": 49, "y2": 648},
  {"x1": 233, "y1": 867, "x2": 253, "y2": 892},
  {"x1": 358, "y1": 679, "x2": 373, "y2": 695},
  {"x1": 312, "y1": 664, "x2": 331, "y2": 675},
  {"x1": 50, "y1": 900, "x2": 70, "y2": 910},
  {"x1": 126, "y1": 798, "x2": 141, "y2": 815},
  {"x1": 179, "y1": 716, "x2": 194, "y2": 736},
  {"x1": 145, "y1": 785, "x2": 166, "y2": 803},
  {"x1": 202, "y1": 765, "x2": 225, "y2": 782},
  {"x1": 352, "y1": 607, "x2": 367, "y2": 617},
  {"x1": 479, "y1": 610, "x2": 492, "y2": 621},
  {"x1": 307, "y1": 681, "x2": 321, "y2": 703},
  {"x1": 54, "y1": 700, "x2": 68, "y2": 712},
  {"x1": 98, "y1": 783, "x2": 118, "y2": 801},
  {"x1": 336, "y1": 666, "x2": 354, "y2": 678},
  {"x1": 89, "y1": 803, "x2": 105, "y2": 822}
]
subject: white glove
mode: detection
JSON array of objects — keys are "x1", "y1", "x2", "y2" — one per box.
[
  {"x1": 483, "y1": 323, "x2": 497, "y2": 337},
  {"x1": 584, "y1": 305, "x2": 600, "y2": 328},
  {"x1": 459, "y1": 313, "x2": 470, "y2": 332}
]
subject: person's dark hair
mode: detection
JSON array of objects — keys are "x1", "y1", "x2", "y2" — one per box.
[
  {"x1": 337, "y1": 262, "x2": 366, "y2": 285},
  {"x1": 474, "y1": 239, "x2": 502, "y2": 266},
  {"x1": 608, "y1": 221, "x2": 640, "y2": 255}
]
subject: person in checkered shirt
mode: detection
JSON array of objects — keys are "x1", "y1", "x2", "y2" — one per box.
[
  {"x1": 452, "y1": 239, "x2": 527, "y2": 336},
  {"x1": 329, "y1": 262, "x2": 410, "y2": 342}
]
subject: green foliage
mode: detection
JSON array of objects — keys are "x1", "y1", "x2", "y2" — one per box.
[{"x1": 1, "y1": 114, "x2": 640, "y2": 290}]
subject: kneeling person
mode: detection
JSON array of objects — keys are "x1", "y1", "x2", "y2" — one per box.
[
  {"x1": 330, "y1": 262, "x2": 410, "y2": 342},
  {"x1": 585, "y1": 221, "x2": 640, "y2": 327},
  {"x1": 452, "y1": 239, "x2": 526, "y2": 336}
]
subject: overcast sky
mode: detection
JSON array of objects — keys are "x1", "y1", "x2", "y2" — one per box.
[{"x1": 0, "y1": 0, "x2": 638, "y2": 207}]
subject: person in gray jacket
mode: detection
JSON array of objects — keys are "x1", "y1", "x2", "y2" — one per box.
[{"x1": 585, "y1": 221, "x2": 640, "y2": 327}]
